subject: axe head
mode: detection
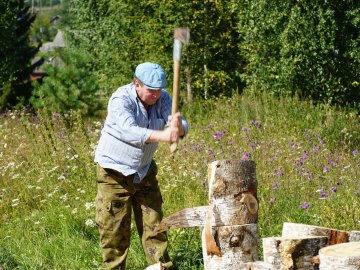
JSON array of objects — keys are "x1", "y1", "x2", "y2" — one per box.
[{"x1": 174, "y1": 27, "x2": 190, "y2": 44}]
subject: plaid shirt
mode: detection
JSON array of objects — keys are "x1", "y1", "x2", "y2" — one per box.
[{"x1": 95, "y1": 83, "x2": 188, "y2": 183}]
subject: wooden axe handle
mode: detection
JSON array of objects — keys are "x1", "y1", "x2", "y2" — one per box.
[{"x1": 169, "y1": 59, "x2": 181, "y2": 153}]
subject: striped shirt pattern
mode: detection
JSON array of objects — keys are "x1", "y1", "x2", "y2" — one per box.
[{"x1": 94, "y1": 83, "x2": 188, "y2": 183}]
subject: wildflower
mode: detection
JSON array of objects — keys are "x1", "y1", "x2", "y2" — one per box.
[
  {"x1": 302, "y1": 152, "x2": 308, "y2": 159},
  {"x1": 34, "y1": 221, "x2": 40, "y2": 225},
  {"x1": 33, "y1": 115, "x2": 39, "y2": 124},
  {"x1": 313, "y1": 146, "x2": 319, "y2": 153},
  {"x1": 213, "y1": 131, "x2": 223, "y2": 141},
  {"x1": 85, "y1": 219, "x2": 96, "y2": 227},
  {"x1": 242, "y1": 152, "x2": 250, "y2": 161},
  {"x1": 85, "y1": 202, "x2": 95, "y2": 210},
  {"x1": 72, "y1": 208, "x2": 78, "y2": 214},
  {"x1": 228, "y1": 140, "x2": 234, "y2": 145},
  {"x1": 353, "y1": 150, "x2": 358, "y2": 156},
  {"x1": 242, "y1": 127, "x2": 249, "y2": 131},
  {"x1": 323, "y1": 166, "x2": 330, "y2": 172},
  {"x1": 319, "y1": 189, "x2": 329, "y2": 199},
  {"x1": 269, "y1": 197, "x2": 276, "y2": 205},
  {"x1": 272, "y1": 181, "x2": 278, "y2": 190},
  {"x1": 299, "y1": 202, "x2": 310, "y2": 209},
  {"x1": 276, "y1": 171, "x2": 283, "y2": 177},
  {"x1": 207, "y1": 123, "x2": 214, "y2": 128},
  {"x1": 330, "y1": 186, "x2": 337, "y2": 192}
]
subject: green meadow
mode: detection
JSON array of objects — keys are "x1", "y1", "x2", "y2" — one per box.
[{"x1": 0, "y1": 93, "x2": 359, "y2": 269}]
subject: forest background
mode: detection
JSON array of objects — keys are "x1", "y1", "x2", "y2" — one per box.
[{"x1": 0, "y1": 0, "x2": 359, "y2": 269}]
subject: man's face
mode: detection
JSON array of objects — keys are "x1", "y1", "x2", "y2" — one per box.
[{"x1": 135, "y1": 80, "x2": 162, "y2": 106}]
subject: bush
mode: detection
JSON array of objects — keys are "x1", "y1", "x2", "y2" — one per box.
[{"x1": 237, "y1": 0, "x2": 360, "y2": 108}]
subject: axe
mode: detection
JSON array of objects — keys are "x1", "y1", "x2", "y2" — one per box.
[{"x1": 170, "y1": 27, "x2": 190, "y2": 153}]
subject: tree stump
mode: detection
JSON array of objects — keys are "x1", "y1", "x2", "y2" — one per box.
[
  {"x1": 282, "y1": 222, "x2": 350, "y2": 245},
  {"x1": 201, "y1": 160, "x2": 259, "y2": 270},
  {"x1": 319, "y1": 242, "x2": 360, "y2": 270},
  {"x1": 263, "y1": 236, "x2": 328, "y2": 269}
]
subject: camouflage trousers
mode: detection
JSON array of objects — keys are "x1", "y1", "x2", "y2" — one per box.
[{"x1": 95, "y1": 161, "x2": 173, "y2": 270}]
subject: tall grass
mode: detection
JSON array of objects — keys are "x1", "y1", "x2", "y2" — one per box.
[{"x1": 0, "y1": 93, "x2": 359, "y2": 269}]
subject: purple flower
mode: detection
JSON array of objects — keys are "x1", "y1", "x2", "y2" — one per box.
[
  {"x1": 213, "y1": 131, "x2": 224, "y2": 141},
  {"x1": 330, "y1": 186, "x2": 337, "y2": 192},
  {"x1": 242, "y1": 127, "x2": 249, "y2": 131},
  {"x1": 272, "y1": 181, "x2": 278, "y2": 190},
  {"x1": 302, "y1": 152, "x2": 308, "y2": 159},
  {"x1": 319, "y1": 190, "x2": 329, "y2": 199},
  {"x1": 250, "y1": 142, "x2": 257, "y2": 148},
  {"x1": 208, "y1": 123, "x2": 214, "y2": 128},
  {"x1": 33, "y1": 115, "x2": 39, "y2": 124},
  {"x1": 242, "y1": 152, "x2": 250, "y2": 160},
  {"x1": 353, "y1": 150, "x2": 358, "y2": 156},
  {"x1": 250, "y1": 120, "x2": 262, "y2": 128},
  {"x1": 228, "y1": 140, "x2": 234, "y2": 145},
  {"x1": 276, "y1": 171, "x2": 284, "y2": 177},
  {"x1": 313, "y1": 146, "x2": 319, "y2": 153},
  {"x1": 299, "y1": 202, "x2": 310, "y2": 209},
  {"x1": 323, "y1": 166, "x2": 330, "y2": 172}
]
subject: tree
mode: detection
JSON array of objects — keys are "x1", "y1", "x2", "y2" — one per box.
[
  {"x1": 30, "y1": 48, "x2": 103, "y2": 115},
  {"x1": 237, "y1": 0, "x2": 360, "y2": 108},
  {"x1": 0, "y1": 0, "x2": 39, "y2": 108},
  {"x1": 63, "y1": 0, "x2": 244, "y2": 99}
]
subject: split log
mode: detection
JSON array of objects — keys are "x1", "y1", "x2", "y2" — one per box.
[
  {"x1": 263, "y1": 236, "x2": 328, "y2": 269},
  {"x1": 144, "y1": 262, "x2": 162, "y2": 270},
  {"x1": 202, "y1": 223, "x2": 258, "y2": 270},
  {"x1": 201, "y1": 160, "x2": 259, "y2": 270},
  {"x1": 282, "y1": 222, "x2": 349, "y2": 245},
  {"x1": 319, "y1": 242, "x2": 360, "y2": 270}
]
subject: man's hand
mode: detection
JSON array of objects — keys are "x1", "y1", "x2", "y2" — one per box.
[
  {"x1": 145, "y1": 112, "x2": 184, "y2": 143},
  {"x1": 168, "y1": 112, "x2": 184, "y2": 137}
]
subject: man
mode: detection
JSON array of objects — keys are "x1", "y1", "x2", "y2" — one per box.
[{"x1": 94, "y1": 62, "x2": 188, "y2": 270}]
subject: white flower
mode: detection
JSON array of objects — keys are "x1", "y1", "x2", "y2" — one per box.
[
  {"x1": 72, "y1": 208, "x2": 78, "y2": 214},
  {"x1": 85, "y1": 202, "x2": 95, "y2": 210},
  {"x1": 85, "y1": 219, "x2": 96, "y2": 227}
]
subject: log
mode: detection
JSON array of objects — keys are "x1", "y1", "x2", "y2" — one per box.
[
  {"x1": 350, "y1": 231, "x2": 360, "y2": 242},
  {"x1": 282, "y1": 222, "x2": 349, "y2": 245},
  {"x1": 319, "y1": 242, "x2": 360, "y2": 270},
  {"x1": 263, "y1": 236, "x2": 328, "y2": 269},
  {"x1": 207, "y1": 160, "x2": 258, "y2": 227},
  {"x1": 144, "y1": 262, "x2": 162, "y2": 270},
  {"x1": 202, "y1": 224, "x2": 258, "y2": 270},
  {"x1": 201, "y1": 160, "x2": 259, "y2": 270}
]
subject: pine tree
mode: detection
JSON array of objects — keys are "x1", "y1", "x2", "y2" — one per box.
[{"x1": 0, "y1": 0, "x2": 39, "y2": 108}]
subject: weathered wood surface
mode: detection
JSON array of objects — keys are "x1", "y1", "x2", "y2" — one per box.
[
  {"x1": 202, "y1": 224, "x2": 259, "y2": 270},
  {"x1": 263, "y1": 236, "x2": 328, "y2": 270},
  {"x1": 144, "y1": 262, "x2": 162, "y2": 270},
  {"x1": 350, "y1": 231, "x2": 360, "y2": 242},
  {"x1": 319, "y1": 242, "x2": 360, "y2": 270},
  {"x1": 282, "y1": 222, "x2": 349, "y2": 245}
]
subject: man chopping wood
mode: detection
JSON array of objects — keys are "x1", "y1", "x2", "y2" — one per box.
[{"x1": 94, "y1": 62, "x2": 188, "y2": 270}]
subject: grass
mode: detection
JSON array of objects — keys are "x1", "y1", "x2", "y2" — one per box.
[{"x1": 0, "y1": 92, "x2": 359, "y2": 269}]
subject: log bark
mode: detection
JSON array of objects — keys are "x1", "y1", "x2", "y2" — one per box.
[
  {"x1": 201, "y1": 160, "x2": 259, "y2": 269},
  {"x1": 207, "y1": 160, "x2": 258, "y2": 225},
  {"x1": 319, "y1": 242, "x2": 360, "y2": 270},
  {"x1": 282, "y1": 222, "x2": 349, "y2": 245},
  {"x1": 202, "y1": 224, "x2": 258, "y2": 270},
  {"x1": 263, "y1": 236, "x2": 328, "y2": 270}
]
